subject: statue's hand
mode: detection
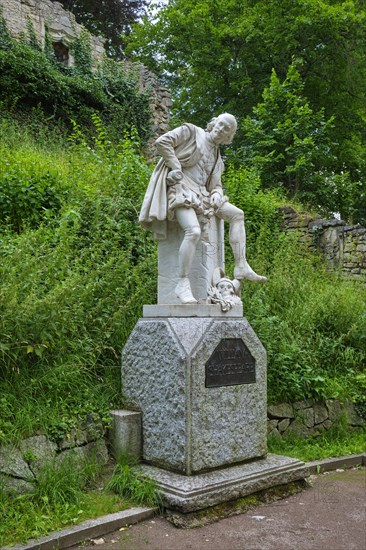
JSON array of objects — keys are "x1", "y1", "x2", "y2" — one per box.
[
  {"x1": 210, "y1": 192, "x2": 223, "y2": 208},
  {"x1": 166, "y1": 169, "x2": 183, "y2": 186}
]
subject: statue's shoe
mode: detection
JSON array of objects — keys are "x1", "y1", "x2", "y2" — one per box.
[
  {"x1": 175, "y1": 277, "x2": 197, "y2": 304},
  {"x1": 234, "y1": 264, "x2": 267, "y2": 283}
]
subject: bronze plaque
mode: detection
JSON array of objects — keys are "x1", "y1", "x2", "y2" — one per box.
[{"x1": 205, "y1": 338, "x2": 256, "y2": 388}]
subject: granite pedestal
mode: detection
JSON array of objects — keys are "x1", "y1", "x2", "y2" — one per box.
[
  {"x1": 122, "y1": 308, "x2": 309, "y2": 512},
  {"x1": 122, "y1": 312, "x2": 267, "y2": 476}
]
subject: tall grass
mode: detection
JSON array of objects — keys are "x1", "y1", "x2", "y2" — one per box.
[
  {"x1": 0, "y1": 453, "x2": 128, "y2": 546},
  {"x1": 224, "y1": 165, "x2": 366, "y2": 404},
  {"x1": 0, "y1": 116, "x2": 157, "y2": 443}
]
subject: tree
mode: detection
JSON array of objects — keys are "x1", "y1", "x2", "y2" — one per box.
[
  {"x1": 55, "y1": 0, "x2": 148, "y2": 58},
  {"x1": 128, "y1": 0, "x2": 366, "y2": 221}
]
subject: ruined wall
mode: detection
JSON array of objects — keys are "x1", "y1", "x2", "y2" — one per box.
[
  {"x1": 280, "y1": 206, "x2": 366, "y2": 281},
  {"x1": 0, "y1": 0, "x2": 105, "y2": 66},
  {"x1": 0, "y1": 0, "x2": 172, "y2": 142}
]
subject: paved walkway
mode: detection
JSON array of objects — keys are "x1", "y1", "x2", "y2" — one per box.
[{"x1": 73, "y1": 468, "x2": 365, "y2": 550}]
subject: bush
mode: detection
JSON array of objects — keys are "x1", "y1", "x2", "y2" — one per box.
[{"x1": 224, "y1": 165, "x2": 366, "y2": 404}]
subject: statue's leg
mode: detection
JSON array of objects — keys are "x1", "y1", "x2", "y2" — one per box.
[
  {"x1": 216, "y1": 202, "x2": 267, "y2": 282},
  {"x1": 174, "y1": 207, "x2": 201, "y2": 303}
]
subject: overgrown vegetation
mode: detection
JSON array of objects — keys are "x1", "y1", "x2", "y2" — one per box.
[
  {"x1": 0, "y1": 115, "x2": 156, "y2": 444},
  {"x1": 0, "y1": 8, "x2": 152, "y2": 143},
  {"x1": 0, "y1": 451, "x2": 156, "y2": 547},
  {"x1": 268, "y1": 418, "x2": 366, "y2": 462},
  {"x1": 224, "y1": 166, "x2": 366, "y2": 406},
  {"x1": 106, "y1": 454, "x2": 162, "y2": 510}
]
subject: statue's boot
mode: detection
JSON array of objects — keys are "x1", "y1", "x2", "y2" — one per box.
[
  {"x1": 234, "y1": 262, "x2": 267, "y2": 283},
  {"x1": 175, "y1": 277, "x2": 197, "y2": 304}
]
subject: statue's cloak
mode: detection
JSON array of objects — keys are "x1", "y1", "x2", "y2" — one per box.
[{"x1": 139, "y1": 123, "x2": 224, "y2": 240}]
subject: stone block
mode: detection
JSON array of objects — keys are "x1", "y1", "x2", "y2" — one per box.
[
  {"x1": 122, "y1": 317, "x2": 267, "y2": 474},
  {"x1": 343, "y1": 402, "x2": 365, "y2": 427},
  {"x1": 301, "y1": 407, "x2": 315, "y2": 428},
  {"x1": 56, "y1": 440, "x2": 109, "y2": 468},
  {"x1": 313, "y1": 402, "x2": 329, "y2": 425},
  {"x1": 326, "y1": 399, "x2": 342, "y2": 422},
  {"x1": 267, "y1": 419, "x2": 278, "y2": 434},
  {"x1": 293, "y1": 399, "x2": 314, "y2": 410},
  {"x1": 157, "y1": 217, "x2": 224, "y2": 304},
  {"x1": 109, "y1": 410, "x2": 142, "y2": 460},
  {"x1": 60, "y1": 428, "x2": 89, "y2": 450},
  {"x1": 140, "y1": 454, "x2": 309, "y2": 512},
  {"x1": 143, "y1": 304, "x2": 243, "y2": 318},
  {"x1": 20, "y1": 435, "x2": 57, "y2": 475},
  {"x1": 286, "y1": 418, "x2": 313, "y2": 438},
  {"x1": 0, "y1": 473, "x2": 34, "y2": 495},
  {"x1": 268, "y1": 428, "x2": 281, "y2": 438},
  {"x1": 0, "y1": 445, "x2": 34, "y2": 480},
  {"x1": 278, "y1": 418, "x2": 291, "y2": 432},
  {"x1": 267, "y1": 403, "x2": 294, "y2": 419}
]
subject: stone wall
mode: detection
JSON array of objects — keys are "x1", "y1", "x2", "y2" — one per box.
[
  {"x1": 0, "y1": 0, "x2": 172, "y2": 143},
  {"x1": 0, "y1": 0, "x2": 105, "y2": 66},
  {"x1": 280, "y1": 206, "x2": 366, "y2": 281},
  {"x1": 267, "y1": 399, "x2": 365, "y2": 439},
  {"x1": 0, "y1": 418, "x2": 108, "y2": 495}
]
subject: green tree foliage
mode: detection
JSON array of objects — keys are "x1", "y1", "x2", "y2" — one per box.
[
  {"x1": 129, "y1": 0, "x2": 365, "y2": 123},
  {"x1": 56, "y1": 0, "x2": 148, "y2": 58},
  {"x1": 237, "y1": 64, "x2": 360, "y2": 216},
  {"x1": 128, "y1": 0, "x2": 366, "y2": 221}
]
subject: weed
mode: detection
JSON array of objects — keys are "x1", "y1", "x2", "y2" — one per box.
[{"x1": 106, "y1": 455, "x2": 162, "y2": 510}]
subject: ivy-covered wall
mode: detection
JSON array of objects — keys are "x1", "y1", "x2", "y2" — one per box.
[
  {"x1": 280, "y1": 206, "x2": 366, "y2": 281},
  {"x1": 0, "y1": 0, "x2": 172, "y2": 145},
  {"x1": 0, "y1": 0, "x2": 104, "y2": 66}
]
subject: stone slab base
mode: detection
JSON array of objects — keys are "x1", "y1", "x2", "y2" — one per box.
[
  {"x1": 143, "y1": 304, "x2": 243, "y2": 318},
  {"x1": 140, "y1": 454, "x2": 309, "y2": 513}
]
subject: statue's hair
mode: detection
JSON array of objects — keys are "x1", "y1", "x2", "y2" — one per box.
[{"x1": 206, "y1": 113, "x2": 237, "y2": 144}]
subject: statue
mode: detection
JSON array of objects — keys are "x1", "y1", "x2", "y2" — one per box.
[{"x1": 139, "y1": 113, "x2": 266, "y2": 304}]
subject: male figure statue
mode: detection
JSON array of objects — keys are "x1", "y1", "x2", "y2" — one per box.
[{"x1": 139, "y1": 113, "x2": 266, "y2": 304}]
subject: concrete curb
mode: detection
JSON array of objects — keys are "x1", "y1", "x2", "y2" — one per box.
[
  {"x1": 306, "y1": 452, "x2": 366, "y2": 475},
  {"x1": 3, "y1": 508, "x2": 155, "y2": 550},
  {"x1": 4, "y1": 454, "x2": 365, "y2": 550}
]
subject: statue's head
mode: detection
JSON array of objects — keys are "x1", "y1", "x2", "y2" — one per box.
[{"x1": 206, "y1": 113, "x2": 237, "y2": 145}]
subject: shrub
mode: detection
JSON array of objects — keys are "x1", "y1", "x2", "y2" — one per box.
[
  {"x1": 224, "y1": 164, "x2": 366, "y2": 403},
  {"x1": 0, "y1": 117, "x2": 156, "y2": 442}
]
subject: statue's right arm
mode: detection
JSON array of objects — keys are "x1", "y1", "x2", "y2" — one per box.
[{"x1": 155, "y1": 125, "x2": 191, "y2": 172}]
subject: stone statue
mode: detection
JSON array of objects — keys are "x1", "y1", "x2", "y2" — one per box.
[{"x1": 139, "y1": 113, "x2": 266, "y2": 304}]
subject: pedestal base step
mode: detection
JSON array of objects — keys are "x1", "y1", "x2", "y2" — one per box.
[
  {"x1": 143, "y1": 304, "x2": 243, "y2": 318},
  {"x1": 140, "y1": 454, "x2": 309, "y2": 513}
]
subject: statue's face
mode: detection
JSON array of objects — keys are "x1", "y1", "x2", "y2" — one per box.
[
  {"x1": 217, "y1": 280, "x2": 234, "y2": 298},
  {"x1": 210, "y1": 114, "x2": 237, "y2": 145}
]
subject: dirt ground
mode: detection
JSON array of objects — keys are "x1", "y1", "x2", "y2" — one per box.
[{"x1": 75, "y1": 468, "x2": 365, "y2": 550}]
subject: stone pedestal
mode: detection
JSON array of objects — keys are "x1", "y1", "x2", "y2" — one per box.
[
  {"x1": 122, "y1": 313, "x2": 267, "y2": 475},
  {"x1": 158, "y1": 217, "x2": 224, "y2": 304},
  {"x1": 140, "y1": 454, "x2": 309, "y2": 512}
]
